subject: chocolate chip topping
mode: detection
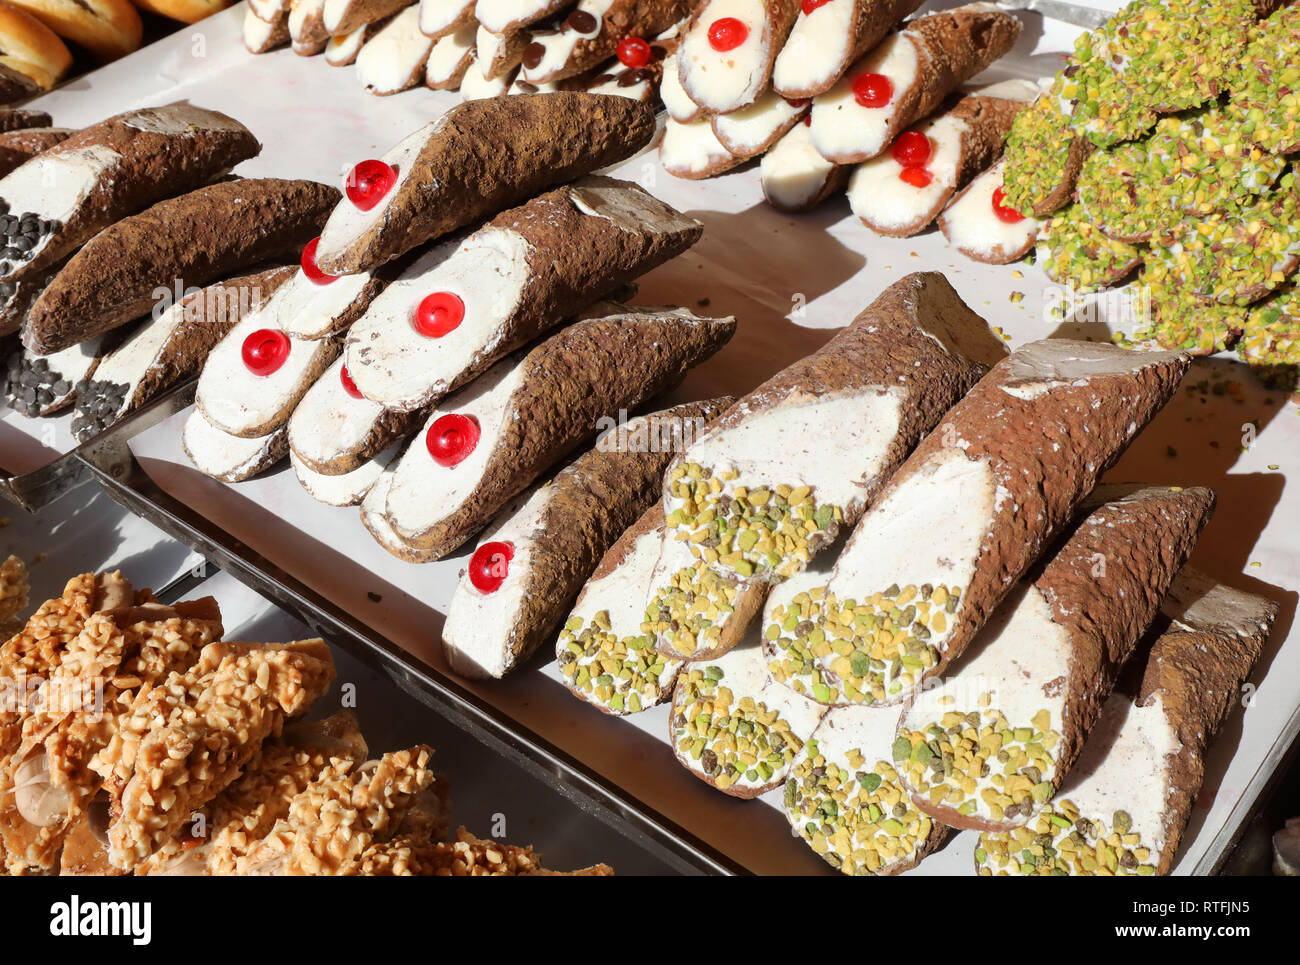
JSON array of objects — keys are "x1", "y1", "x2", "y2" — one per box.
[
  {"x1": 523, "y1": 42, "x2": 546, "y2": 69},
  {"x1": 565, "y1": 10, "x2": 597, "y2": 33}
]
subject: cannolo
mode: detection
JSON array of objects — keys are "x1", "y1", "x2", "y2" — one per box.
[
  {"x1": 661, "y1": 272, "x2": 1006, "y2": 595},
  {"x1": 323, "y1": 0, "x2": 412, "y2": 34},
  {"x1": 476, "y1": 22, "x2": 529, "y2": 79},
  {"x1": 0, "y1": 126, "x2": 71, "y2": 178},
  {"x1": 288, "y1": 0, "x2": 330, "y2": 52},
  {"x1": 675, "y1": 0, "x2": 801, "y2": 114},
  {"x1": 849, "y1": 92, "x2": 1026, "y2": 238},
  {"x1": 136, "y1": 710, "x2": 369, "y2": 876},
  {"x1": 196, "y1": 321, "x2": 339, "y2": 440},
  {"x1": 443, "y1": 398, "x2": 730, "y2": 679},
  {"x1": 459, "y1": 56, "x2": 515, "y2": 96},
  {"x1": 1076, "y1": 105, "x2": 1285, "y2": 246},
  {"x1": 0, "y1": 598, "x2": 223, "y2": 874},
  {"x1": 476, "y1": 0, "x2": 570, "y2": 34},
  {"x1": 324, "y1": 17, "x2": 388, "y2": 64},
  {"x1": 248, "y1": 0, "x2": 291, "y2": 19},
  {"x1": 379, "y1": 305, "x2": 736, "y2": 562},
  {"x1": 71, "y1": 266, "x2": 297, "y2": 443},
  {"x1": 556, "y1": 505, "x2": 686, "y2": 715},
  {"x1": 343, "y1": 176, "x2": 701, "y2": 412},
  {"x1": 977, "y1": 569, "x2": 1278, "y2": 876},
  {"x1": 182, "y1": 409, "x2": 289, "y2": 483},
  {"x1": 1237, "y1": 286, "x2": 1300, "y2": 387},
  {"x1": 772, "y1": 0, "x2": 922, "y2": 99},
  {"x1": 291, "y1": 445, "x2": 398, "y2": 506},
  {"x1": 3, "y1": 329, "x2": 115, "y2": 417},
  {"x1": 313, "y1": 93, "x2": 656, "y2": 275},
  {"x1": 418, "y1": 0, "x2": 475, "y2": 38},
  {"x1": 896, "y1": 485, "x2": 1214, "y2": 833},
  {"x1": 101, "y1": 639, "x2": 336, "y2": 870},
  {"x1": 0, "y1": 63, "x2": 41, "y2": 103},
  {"x1": 0, "y1": 257, "x2": 64, "y2": 338},
  {"x1": 0, "y1": 107, "x2": 51, "y2": 132},
  {"x1": 1228, "y1": 5, "x2": 1300, "y2": 157},
  {"x1": 762, "y1": 338, "x2": 1190, "y2": 709},
  {"x1": 660, "y1": 116, "x2": 744, "y2": 179},
  {"x1": 938, "y1": 158, "x2": 1039, "y2": 265},
  {"x1": 1155, "y1": 173, "x2": 1300, "y2": 306},
  {"x1": 424, "y1": 21, "x2": 476, "y2": 86},
  {"x1": 671, "y1": 631, "x2": 824, "y2": 797},
  {"x1": 759, "y1": 118, "x2": 849, "y2": 212},
  {"x1": 660, "y1": 51, "x2": 704, "y2": 121},
  {"x1": 1143, "y1": 261, "x2": 1250, "y2": 356},
  {"x1": 809, "y1": 5, "x2": 1019, "y2": 165},
  {"x1": 1035, "y1": 203, "x2": 1143, "y2": 294},
  {"x1": 235, "y1": 746, "x2": 434, "y2": 875},
  {"x1": 23, "y1": 178, "x2": 340, "y2": 355},
  {"x1": 0, "y1": 104, "x2": 261, "y2": 287},
  {"x1": 784, "y1": 705, "x2": 948, "y2": 874},
  {"x1": 359, "y1": 460, "x2": 415, "y2": 554},
  {"x1": 710, "y1": 87, "x2": 808, "y2": 159},
  {"x1": 288, "y1": 355, "x2": 420, "y2": 474},
  {"x1": 244, "y1": 3, "x2": 291, "y2": 52},
  {"x1": 1000, "y1": 92, "x2": 1090, "y2": 218},
  {"x1": 356, "y1": 5, "x2": 436, "y2": 94},
  {"x1": 584, "y1": 25, "x2": 678, "y2": 100},
  {"x1": 518, "y1": 0, "x2": 691, "y2": 85}
]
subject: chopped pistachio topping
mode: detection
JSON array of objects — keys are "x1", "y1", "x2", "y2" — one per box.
[
  {"x1": 784, "y1": 740, "x2": 935, "y2": 875},
  {"x1": 1002, "y1": 95, "x2": 1078, "y2": 215},
  {"x1": 1237, "y1": 286, "x2": 1300, "y2": 390},
  {"x1": 976, "y1": 799, "x2": 1158, "y2": 875},
  {"x1": 1226, "y1": 6, "x2": 1300, "y2": 156},
  {"x1": 1156, "y1": 172, "x2": 1300, "y2": 304},
  {"x1": 765, "y1": 582, "x2": 960, "y2": 705},
  {"x1": 665, "y1": 462, "x2": 844, "y2": 583},
  {"x1": 898, "y1": 704, "x2": 1062, "y2": 824},
  {"x1": 644, "y1": 561, "x2": 745, "y2": 658},
  {"x1": 1139, "y1": 261, "x2": 1248, "y2": 355},
  {"x1": 672, "y1": 664, "x2": 804, "y2": 792},
  {"x1": 557, "y1": 612, "x2": 682, "y2": 714},
  {"x1": 1037, "y1": 203, "x2": 1144, "y2": 292}
]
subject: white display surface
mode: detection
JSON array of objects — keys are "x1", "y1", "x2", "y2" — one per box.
[{"x1": 13, "y1": 0, "x2": 1298, "y2": 874}]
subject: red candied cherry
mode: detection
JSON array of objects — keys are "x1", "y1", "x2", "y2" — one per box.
[
  {"x1": 708, "y1": 17, "x2": 748, "y2": 51},
  {"x1": 413, "y1": 291, "x2": 465, "y2": 338},
  {"x1": 852, "y1": 72, "x2": 893, "y2": 108},
  {"x1": 426, "y1": 413, "x2": 480, "y2": 467},
  {"x1": 241, "y1": 329, "x2": 291, "y2": 377},
  {"x1": 784, "y1": 96, "x2": 810, "y2": 109},
  {"x1": 469, "y1": 541, "x2": 514, "y2": 593},
  {"x1": 802, "y1": 0, "x2": 832, "y2": 12},
  {"x1": 617, "y1": 35, "x2": 652, "y2": 68},
  {"x1": 340, "y1": 364, "x2": 363, "y2": 399},
  {"x1": 345, "y1": 159, "x2": 396, "y2": 211},
  {"x1": 991, "y1": 186, "x2": 1025, "y2": 223},
  {"x1": 300, "y1": 237, "x2": 336, "y2": 285},
  {"x1": 899, "y1": 167, "x2": 933, "y2": 188},
  {"x1": 891, "y1": 131, "x2": 931, "y2": 168}
]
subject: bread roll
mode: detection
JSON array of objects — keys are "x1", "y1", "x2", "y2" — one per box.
[
  {"x1": 129, "y1": 0, "x2": 233, "y2": 24},
  {"x1": 4, "y1": 0, "x2": 141, "y2": 61},
  {"x1": 0, "y1": 2, "x2": 72, "y2": 89}
]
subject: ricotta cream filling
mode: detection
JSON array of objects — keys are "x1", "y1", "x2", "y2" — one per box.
[
  {"x1": 678, "y1": 0, "x2": 770, "y2": 112},
  {"x1": 760, "y1": 121, "x2": 837, "y2": 209},
  {"x1": 288, "y1": 356, "x2": 388, "y2": 470},
  {"x1": 291, "y1": 446, "x2": 392, "y2": 506},
  {"x1": 476, "y1": 0, "x2": 556, "y2": 33},
  {"x1": 277, "y1": 266, "x2": 375, "y2": 339},
  {"x1": 0, "y1": 145, "x2": 121, "y2": 264},
  {"x1": 183, "y1": 410, "x2": 283, "y2": 479},
  {"x1": 941, "y1": 160, "x2": 1039, "y2": 260},
  {"x1": 660, "y1": 53, "x2": 703, "y2": 122},
  {"x1": 360, "y1": 463, "x2": 414, "y2": 554},
  {"x1": 425, "y1": 23, "x2": 476, "y2": 84},
  {"x1": 518, "y1": 0, "x2": 614, "y2": 82},
  {"x1": 343, "y1": 227, "x2": 530, "y2": 410},
  {"x1": 811, "y1": 32, "x2": 918, "y2": 162},
  {"x1": 461, "y1": 62, "x2": 515, "y2": 98},
  {"x1": 244, "y1": 9, "x2": 282, "y2": 50},
  {"x1": 89, "y1": 309, "x2": 185, "y2": 411},
  {"x1": 419, "y1": 0, "x2": 475, "y2": 36},
  {"x1": 848, "y1": 114, "x2": 966, "y2": 229},
  {"x1": 772, "y1": 0, "x2": 855, "y2": 95},
  {"x1": 357, "y1": 7, "x2": 435, "y2": 93},
  {"x1": 712, "y1": 88, "x2": 805, "y2": 157},
  {"x1": 661, "y1": 116, "x2": 736, "y2": 176},
  {"x1": 325, "y1": 26, "x2": 367, "y2": 65}
]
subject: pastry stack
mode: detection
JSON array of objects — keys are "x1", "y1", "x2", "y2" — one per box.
[
  {"x1": 0, "y1": 560, "x2": 610, "y2": 875},
  {"x1": 241, "y1": 0, "x2": 693, "y2": 103},
  {"x1": 445, "y1": 269, "x2": 1278, "y2": 877},
  {"x1": 0, "y1": 102, "x2": 340, "y2": 444},
  {"x1": 184, "y1": 93, "x2": 737, "y2": 595}
]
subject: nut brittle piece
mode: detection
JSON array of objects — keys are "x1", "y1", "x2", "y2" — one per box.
[
  {"x1": 0, "y1": 555, "x2": 26, "y2": 626},
  {"x1": 358, "y1": 827, "x2": 614, "y2": 876}
]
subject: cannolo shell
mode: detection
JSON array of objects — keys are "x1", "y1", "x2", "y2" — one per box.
[
  {"x1": 0, "y1": 126, "x2": 71, "y2": 177},
  {"x1": 324, "y1": 0, "x2": 413, "y2": 34},
  {"x1": 0, "y1": 107, "x2": 51, "y2": 132}
]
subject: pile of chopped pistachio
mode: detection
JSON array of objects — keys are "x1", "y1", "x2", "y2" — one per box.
[
  {"x1": 765, "y1": 582, "x2": 960, "y2": 705},
  {"x1": 784, "y1": 739, "x2": 937, "y2": 875},
  {"x1": 557, "y1": 611, "x2": 682, "y2": 714},
  {"x1": 664, "y1": 462, "x2": 844, "y2": 582},
  {"x1": 976, "y1": 800, "x2": 1159, "y2": 875},
  {"x1": 672, "y1": 664, "x2": 804, "y2": 792},
  {"x1": 897, "y1": 704, "x2": 1062, "y2": 824}
]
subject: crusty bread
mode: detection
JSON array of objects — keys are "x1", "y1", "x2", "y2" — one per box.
[
  {"x1": 5, "y1": 0, "x2": 142, "y2": 61},
  {"x1": 129, "y1": 0, "x2": 233, "y2": 23},
  {"x1": 0, "y1": 2, "x2": 72, "y2": 89}
]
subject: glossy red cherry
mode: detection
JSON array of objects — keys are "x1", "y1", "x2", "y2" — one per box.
[
  {"x1": 241, "y1": 329, "x2": 290, "y2": 377},
  {"x1": 900, "y1": 167, "x2": 933, "y2": 187},
  {"x1": 413, "y1": 291, "x2": 465, "y2": 338},
  {"x1": 784, "y1": 96, "x2": 810, "y2": 109},
  {"x1": 426, "y1": 413, "x2": 480, "y2": 467},
  {"x1": 617, "y1": 35, "x2": 651, "y2": 68},
  {"x1": 852, "y1": 72, "x2": 893, "y2": 108},
  {"x1": 469, "y1": 541, "x2": 514, "y2": 593},
  {"x1": 991, "y1": 186, "x2": 1025, "y2": 223},
  {"x1": 801, "y1": 0, "x2": 832, "y2": 12},
  {"x1": 708, "y1": 17, "x2": 748, "y2": 51},
  {"x1": 346, "y1": 159, "x2": 396, "y2": 211},
  {"x1": 340, "y1": 364, "x2": 363, "y2": 399},
  {"x1": 300, "y1": 237, "x2": 336, "y2": 285},
  {"x1": 891, "y1": 131, "x2": 931, "y2": 167}
]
